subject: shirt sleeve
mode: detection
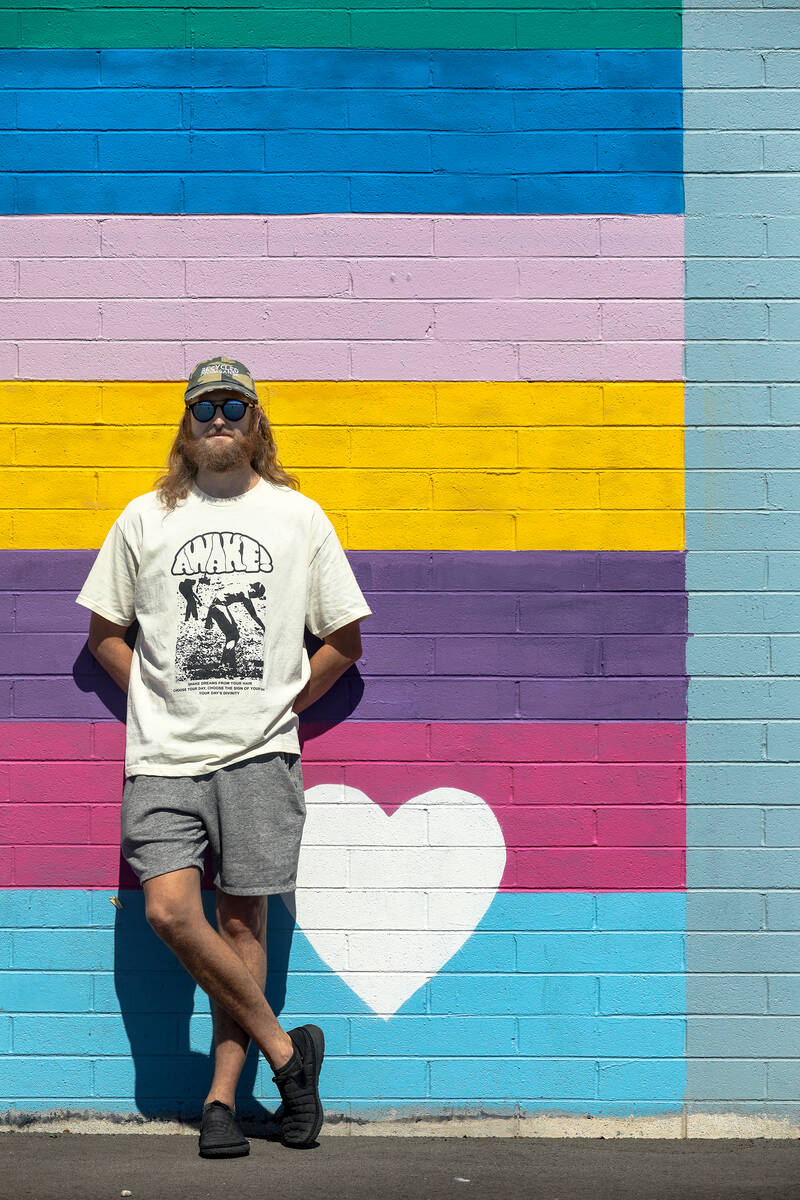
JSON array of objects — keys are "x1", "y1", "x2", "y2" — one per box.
[
  {"x1": 75, "y1": 513, "x2": 139, "y2": 627},
  {"x1": 305, "y1": 508, "x2": 372, "y2": 639}
]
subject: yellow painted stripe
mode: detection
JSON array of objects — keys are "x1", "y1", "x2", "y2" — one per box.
[{"x1": 0, "y1": 380, "x2": 684, "y2": 550}]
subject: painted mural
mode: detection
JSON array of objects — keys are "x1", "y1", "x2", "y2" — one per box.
[{"x1": 0, "y1": 0, "x2": 709, "y2": 1124}]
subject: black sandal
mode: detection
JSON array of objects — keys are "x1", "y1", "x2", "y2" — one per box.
[
  {"x1": 198, "y1": 1099, "x2": 250, "y2": 1158},
  {"x1": 271, "y1": 1024, "x2": 325, "y2": 1148}
]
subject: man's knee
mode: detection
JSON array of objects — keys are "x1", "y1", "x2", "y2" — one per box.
[
  {"x1": 143, "y1": 867, "x2": 203, "y2": 936},
  {"x1": 146, "y1": 905, "x2": 186, "y2": 938}
]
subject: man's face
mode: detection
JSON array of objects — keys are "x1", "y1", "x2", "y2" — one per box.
[{"x1": 183, "y1": 389, "x2": 262, "y2": 473}]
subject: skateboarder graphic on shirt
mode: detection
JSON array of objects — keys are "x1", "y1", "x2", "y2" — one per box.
[{"x1": 204, "y1": 581, "x2": 266, "y2": 670}]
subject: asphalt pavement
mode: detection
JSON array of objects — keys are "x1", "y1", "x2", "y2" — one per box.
[{"x1": 2, "y1": 1132, "x2": 800, "y2": 1200}]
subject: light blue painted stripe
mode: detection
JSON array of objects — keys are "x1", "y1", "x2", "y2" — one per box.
[
  {"x1": 686, "y1": 974, "x2": 766, "y2": 1015},
  {"x1": 685, "y1": 343, "x2": 800, "y2": 384},
  {"x1": 767, "y1": 977, "x2": 800, "y2": 1014},
  {"x1": 0, "y1": 890, "x2": 688, "y2": 934},
  {"x1": 687, "y1": 808, "x2": 763, "y2": 848},
  {"x1": 765, "y1": 892, "x2": 800, "y2": 929},
  {"x1": 0, "y1": 889, "x2": 685, "y2": 1111},
  {"x1": 689, "y1": 592, "x2": 800, "y2": 634},
  {"x1": 689, "y1": 678, "x2": 800, "y2": 720},
  {"x1": 685, "y1": 551, "x2": 769, "y2": 591},
  {"x1": 687, "y1": 721, "x2": 766, "y2": 762},
  {"x1": 684, "y1": 382, "x2": 774, "y2": 425},
  {"x1": 684, "y1": 0, "x2": 800, "y2": 1105},
  {"x1": 686, "y1": 635, "x2": 770, "y2": 676},
  {"x1": 685, "y1": 1059, "x2": 766, "y2": 1100},
  {"x1": 688, "y1": 764, "x2": 800, "y2": 806}
]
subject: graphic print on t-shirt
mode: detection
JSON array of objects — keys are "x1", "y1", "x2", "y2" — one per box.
[{"x1": 171, "y1": 530, "x2": 273, "y2": 693}]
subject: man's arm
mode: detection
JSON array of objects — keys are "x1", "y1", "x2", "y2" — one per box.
[
  {"x1": 88, "y1": 612, "x2": 134, "y2": 694},
  {"x1": 292, "y1": 618, "x2": 363, "y2": 715}
]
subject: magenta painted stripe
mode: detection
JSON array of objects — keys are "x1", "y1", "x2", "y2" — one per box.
[
  {"x1": 0, "y1": 721, "x2": 684, "y2": 891},
  {"x1": 0, "y1": 720, "x2": 687, "y2": 763},
  {"x1": 1, "y1": 213, "x2": 683, "y2": 381}
]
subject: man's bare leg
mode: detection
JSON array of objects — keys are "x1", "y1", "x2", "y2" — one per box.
[
  {"x1": 142, "y1": 867, "x2": 294, "y2": 1087},
  {"x1": 202, "y1": 888, "x2": 269, "y2": 1109}
]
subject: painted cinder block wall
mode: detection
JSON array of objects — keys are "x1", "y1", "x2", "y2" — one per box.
[
  {"x1": 3, "y1": 1, "x2": 683, "y2": 1126},
  {"x1": 685, "y1": 0, "x2": 800, "y2": 1125},
  {"x1": 0, "y1": 0, "x2": 789, "y2": 1130}
]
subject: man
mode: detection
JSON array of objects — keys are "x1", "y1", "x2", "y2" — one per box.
[{"x1": 76, "y1": 356, "x2": 372, "y2": 1157}]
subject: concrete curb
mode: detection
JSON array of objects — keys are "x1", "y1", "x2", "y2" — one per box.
[{"x1": 2, "y1": 1111, "x2": 800, "y2": 1139}]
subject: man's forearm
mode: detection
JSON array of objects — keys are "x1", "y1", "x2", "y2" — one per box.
[
  {"x1": 91, "y1": 636, "x2": 133, "y2": 695},
  {"x1": 292, "y1": 643, "x2": 356, "y2": 715}
]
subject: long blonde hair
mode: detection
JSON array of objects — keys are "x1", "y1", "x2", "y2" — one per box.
[{"x1": 154, "y1": 405, "x2": 300, "y2": 512}]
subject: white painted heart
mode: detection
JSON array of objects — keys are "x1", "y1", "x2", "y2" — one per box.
[{"x1": 291, "y1": 785, "x2": 506, "y2": 1018}]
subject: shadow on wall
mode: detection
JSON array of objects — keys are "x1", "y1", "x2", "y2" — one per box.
[
  {"x1": 300, "y1": 630, "x2": 366, "y2": 727},
  {"x1": 109, "y1": 886, "x2": 299, "y2": 1121},
  {"x1": 71, "y1": 626, "x2": 365, "y2": 728}
]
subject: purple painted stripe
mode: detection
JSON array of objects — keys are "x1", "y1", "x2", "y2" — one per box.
[
  {"x1": 2, "y1": 675, "x2": 687, "y2": 722},
  {"x1": 355, "y1": 551, "x2": 688, "y2": 593},
  {"x1": 518, "y1": 592, "x2": 686, "y2": 635},
  {"x1": 1, "y1": 549, "x2": 687, "y2": 722},
  {"x1": 6, "y1": 587, "x2": 687, "y2": 637},
  {"x1": 434, "y1": 634, "x2": 686, "y2": 677},
  {"x1": 0, "y1": 632, "x2": 688, "y2": 679},
  {"x1": 0, "y1": 549, "x2": 686, "y2": 592},
  {"x1": 2, "y1": 551, "x2": 687, "y2": 634}
]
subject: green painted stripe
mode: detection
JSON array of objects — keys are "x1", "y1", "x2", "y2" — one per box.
[
  {"x1": 6, "y1": 6, "x2": 681, "y2": 50},
  {"x1": 0, "y1": 13, "x2": 20, "y2": 43},
  {"x1": 8, "y1": 0, "x2": 681, "y2": 9}
]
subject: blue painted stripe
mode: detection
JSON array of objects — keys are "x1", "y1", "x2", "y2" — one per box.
[
  {"x1": 1, "y1": 47, "x2": 683, "y2": 214},
  {"x1": 0, "y1": 48, "x2": 683, "y2": 93},
  {"x1": 13, "y1": 171, "x2": 683, "y2": 215},
  {"x1": 0, "y1": 890, "x2": 685, "y2": 1109}
]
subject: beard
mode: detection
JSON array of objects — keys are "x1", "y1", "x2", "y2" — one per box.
[{"x1": 181, "y1": 418, "x2": 261, "y2": 475}]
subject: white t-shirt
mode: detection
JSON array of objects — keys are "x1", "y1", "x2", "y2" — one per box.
[{"x1": 75, "y1": 477, "x2": 372, "y2": 778}]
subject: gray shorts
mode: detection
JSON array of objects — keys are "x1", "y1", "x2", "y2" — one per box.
[{"x1": 121, "y1": 750, "x2": 306, "y2": 896}]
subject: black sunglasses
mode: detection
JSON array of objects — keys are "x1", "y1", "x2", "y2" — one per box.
[{"x1": 186, "y1": 397, "x2": 256, "y2": 422}]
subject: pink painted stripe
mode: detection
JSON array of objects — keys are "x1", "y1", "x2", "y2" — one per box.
[
  {"x1": 0, "y1": 214, "x2": 683, "y2": 260},
  {"x1": 194, "y1": 258, "x2": 682, "y2": 301},
  {"x1": 0, "y1": 721, "x2": 685, "y2": 891},
  {"x1": 14, "y1": 298, "x2": 651, "y2": 341},
  {"x1": 518, "y1": 341, "x2": 683, "y2": 381},
  {"x1": 1, "y1": 214, "x2": 683, "y2": 382},
  {"x1": 8, "y1": 261, "x2": 683, "y2": 303},
  {"x1": 10, "y1": 338, "x2": 684, "y2": 382}
]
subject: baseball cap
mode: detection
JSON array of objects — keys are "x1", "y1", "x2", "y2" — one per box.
[{"x1": 184, "y1": 356, "x2": 258, "y2": 404}]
